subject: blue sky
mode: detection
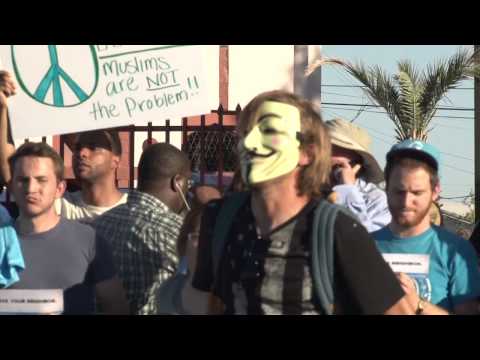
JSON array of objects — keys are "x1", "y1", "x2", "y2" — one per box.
[{"x1": 320, "y1": 45, "x2": 474, "y2": 203}]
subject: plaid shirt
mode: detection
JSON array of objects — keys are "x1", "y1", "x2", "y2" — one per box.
[{"x1": 93, "y1": 190, "x2": 182, "y2": 315}]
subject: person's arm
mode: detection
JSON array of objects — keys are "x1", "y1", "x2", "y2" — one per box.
[
  {"x1": 383, "y1": 296, "x2": 415, "y2": 315},
  {"x1": 95, "y1": 276, "x2": 130, "y2": 314},
  {"x1": 333, "y1": 182, "x2": 391, "y2": 233},
  {"x1": 0, "y1": 71, "x2": 16, "y2": 185},
  {"x1": 396, "y1": 272, "x2": 449, "y2": 315},
  {"x1": 447, "y1": 238, "x2": 480, "y2": 314}
]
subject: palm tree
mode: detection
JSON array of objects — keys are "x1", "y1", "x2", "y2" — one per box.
[{"x1": 310, "y1": 48, "x2": 480, "y2": 141}]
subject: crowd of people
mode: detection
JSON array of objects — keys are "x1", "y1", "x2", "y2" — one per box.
[{"x1": 1, "y1": 70, "x2": 480, "y2": 315}]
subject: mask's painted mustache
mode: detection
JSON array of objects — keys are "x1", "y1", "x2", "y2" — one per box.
[
  {"x1": 246, "y1": 150, "x2": 275, "y2": 158},
  {"x1": 244, "y1": 144, "x2": 276, "y2": 159}
]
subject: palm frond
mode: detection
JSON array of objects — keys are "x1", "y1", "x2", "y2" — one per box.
[
  {"x1": 337, "y1": 47, "x2": 480, "y2": 142},
  {"x1": 304, "y1": 57, "x2": 345, "y2": 77},
  {"x1": 420, "y1": 48, "x2": 476, "y2": 126},
  {"x1": 342, "y1": 61, "x2": 408, "y2": 139}
]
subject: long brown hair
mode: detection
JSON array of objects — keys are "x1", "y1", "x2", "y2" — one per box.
[{"x1": 237, "y1": 90, "x2": 331, "y2": 197}]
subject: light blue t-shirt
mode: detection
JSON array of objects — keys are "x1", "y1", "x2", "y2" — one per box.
[
  {"x1": 0, "y1": 206, "x2": 25, "y2": 288},
  {"x1": 373, "y1": 225, "x2": 480, "y2": 312}
]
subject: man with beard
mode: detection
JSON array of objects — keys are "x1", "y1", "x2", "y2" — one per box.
[
  {"x1": 373, "y1": 140, "x2": 480, "y2": 315},
  {"x1": 54, "y1": 129, "x2": 128, "y2": 223}
]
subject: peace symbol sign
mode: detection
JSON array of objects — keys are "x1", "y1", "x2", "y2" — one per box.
[{"x1": 11, "y1": 45, "x2": 99, "y2": 107}]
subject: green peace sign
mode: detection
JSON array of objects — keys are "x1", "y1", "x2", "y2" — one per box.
[{"x1": 11, "y1": 45, "x2": 99, "y2": 108}]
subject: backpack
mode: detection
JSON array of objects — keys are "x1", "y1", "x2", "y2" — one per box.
[{"x1": 211, "y1": 191, "x2": 353, "y2": 315}]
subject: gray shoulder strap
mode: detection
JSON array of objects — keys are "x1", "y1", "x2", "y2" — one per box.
[{"x1": 311, "y1": 200, "x2": 340, "y2": 315}]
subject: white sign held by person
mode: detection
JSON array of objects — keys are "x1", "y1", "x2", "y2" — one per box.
[
  {"x1": 0, "y1": 289, "x2": 64, "y2": 315},
  {"x1": 0, "y1": 45, "x2": 210, "y2": 139}
]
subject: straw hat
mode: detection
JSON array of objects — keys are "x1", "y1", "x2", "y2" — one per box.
[{"x1": 325, "y1": 118, "x2": 384, "y2": 184}]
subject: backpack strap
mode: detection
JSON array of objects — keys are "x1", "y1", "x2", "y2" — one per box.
[
  {"x1": 311, "y1": 199, "x2": 340, "y2": 315},
  {"x1": 311, "y1": 199, "x2": 359, "y2": 315},
  {"x1": 211, "y1": 192, "x2": 249, "y2": 277}
]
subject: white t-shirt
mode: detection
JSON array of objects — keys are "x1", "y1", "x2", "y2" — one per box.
[{"x1": 55, "y1": 191, "x2": 128, "y2": 224}]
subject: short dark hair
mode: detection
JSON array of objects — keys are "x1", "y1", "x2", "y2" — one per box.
[
  {"x1": 137, "y1": 143, "x2": 190, "y2": 190},
  {"x1": 105, "y1": 130, "x2": 122, "y2": 156},
  {"x1": 9, "y1": 142, "x2": 64, "y2": 182},
  {"x1": 385, "y1": 154, "x2": 439, "y2": 190},
  {"x1": 76, "y1": 129, "x2": 122, "y2": 156}
]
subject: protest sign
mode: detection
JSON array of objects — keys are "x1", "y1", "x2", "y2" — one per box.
[{"x1": 0, "y1": 45, "x2": 210, "y2": 139}]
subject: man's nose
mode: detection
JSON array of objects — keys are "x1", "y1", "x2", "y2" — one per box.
[
  {"x1": 25, "y1": 179, "x2": 38, "y2": 193},
  {"x1": 75, "y1": 146, "x2": 91, "y2": 159},
  {"x1": 402, "y1": 192, "x2": 414, "y2": 207}
]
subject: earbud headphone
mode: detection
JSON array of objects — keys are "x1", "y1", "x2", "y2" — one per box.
[{"x1": 175, "y1": 180, "x2": 191, "y2": 212}]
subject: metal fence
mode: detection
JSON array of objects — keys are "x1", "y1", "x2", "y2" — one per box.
[{"x1": 57, "y1": 104, "x2": 241, "y2": 191}]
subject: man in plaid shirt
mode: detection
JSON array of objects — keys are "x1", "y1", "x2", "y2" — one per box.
[{"x1": 93, "y1": 143, "x2": 192, "y2": 315}]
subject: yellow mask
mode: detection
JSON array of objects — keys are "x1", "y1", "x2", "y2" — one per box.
[{"x1": 238, "y1": 101, "x2": 302, "y2": 185}]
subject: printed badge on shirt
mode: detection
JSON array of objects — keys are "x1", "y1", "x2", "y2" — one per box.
[
  {"x1": 382, "y1": 253, "x2": 432, "y2": 302},
  {"x1": 0, "y1": 289, "x2": 64, "y2": 315}
]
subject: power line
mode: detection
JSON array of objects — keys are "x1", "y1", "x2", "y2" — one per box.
[
  {"x1": 443, "y1": 164, "x2": 474, "y2": 175},
  {"x1": 322, "y1": 101, "x2": 474, "y2": 112},
  {"x1": 440, "y1": 195, "x2": 472, "y2": 199},
  {"x1": 323, "y1": 91, "x2": 367, "y2": 99},
  {"x1": 322, "y1": 84, "x2": 474, "y2": 90},
  {"x1": 321, "y1": 105, "x2": 474, "y2": 121}
]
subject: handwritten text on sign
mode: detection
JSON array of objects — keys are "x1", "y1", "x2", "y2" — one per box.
[{"x1": 0, "y1": 45, "x2": 210, "y2": 139}]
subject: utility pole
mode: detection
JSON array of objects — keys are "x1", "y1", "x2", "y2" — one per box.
[
  {"x1": 475, "y1": 44, "x2": 480, "y2": 223},
  {"x1": 219, "y1": 45, "x2": 229, "y2": 110},
  {"x1": 304, "y1": 45, "x2": 323, "y2": 112},
  {"x1": 294, "y1": 45, "x2": 309, "y2": 96}
]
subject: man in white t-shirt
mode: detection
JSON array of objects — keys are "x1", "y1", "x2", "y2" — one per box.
[{"x1": 55, "y1": 129, "x2": 128, "y2": 223}]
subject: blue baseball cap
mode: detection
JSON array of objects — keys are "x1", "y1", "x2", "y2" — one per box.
[{"x1": 386, "y1": 140, "x2": 441, "y2": 172}]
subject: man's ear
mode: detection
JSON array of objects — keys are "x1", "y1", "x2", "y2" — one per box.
[
  {"x1": 432, "y1": 183, "x2": 441, "y2": 202},
  {"x1": 171, "y1": 175, "x2": 182, "y2": 192},
  {"x1": 111, "y1": 154, "x2": 120, "y2": 170},
  {"x1": 56, "y1": 180, "x2": 66, "y2": 199}
]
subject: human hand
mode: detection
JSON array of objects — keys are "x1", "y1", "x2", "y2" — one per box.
[
  {"x1": 0, "y1": 71, "x2": 17, "y2": 108},
  {"x1": 396, "y1": 272, "x2": 420, "y2": 305},
  {"x1": 331, "y1": 159, "x2": 361, "y2": 185}
]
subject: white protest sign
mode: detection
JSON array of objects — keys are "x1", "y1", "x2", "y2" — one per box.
[
  {"x1": 0, "y1": 45, "x2": 210, "y2": 139},
  {"x1": 0, "y1": 289, "x2": 64, "y2": 315}
]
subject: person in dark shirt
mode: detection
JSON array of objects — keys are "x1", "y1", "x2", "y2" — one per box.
[{"x1": 192, "y1": 90, "x2": 414, "y2": 315}]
